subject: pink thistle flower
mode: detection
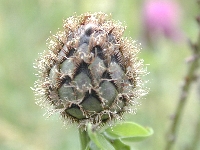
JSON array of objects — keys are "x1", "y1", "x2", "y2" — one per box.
[{"x1": 142, "y1": 0, "x2": 183, "y2": 43}]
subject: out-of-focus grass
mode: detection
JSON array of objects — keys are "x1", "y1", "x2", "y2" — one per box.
[{"x1": 0, "y1": 0, "x2": 199, "y2": 150}]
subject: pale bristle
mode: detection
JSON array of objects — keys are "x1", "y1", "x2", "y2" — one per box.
[{"x1": 32, "y1": 12, "x2": 147, "y2": 129}]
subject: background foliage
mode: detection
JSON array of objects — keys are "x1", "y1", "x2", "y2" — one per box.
[{"x1": 0, "y1": 0, "x2": 199, "y2": 149}]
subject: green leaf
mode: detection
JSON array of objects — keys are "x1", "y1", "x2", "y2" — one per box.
[
  {"x1": 104, "y1": 122, "x2": 153, "y2": 142},
  {"x1": 87, "y1": 123, "x2": 115, "y2": 150},
  {"x1": 111, "y1": 139, "x2": 130, "y2": 150}
]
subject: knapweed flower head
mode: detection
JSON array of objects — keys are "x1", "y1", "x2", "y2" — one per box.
[
  {"x1": 33, "y1": 12, "x2": 147, "y2": 129},
  {"x1": 142, "y1": 0, "x2": 182, "y2": 41}
]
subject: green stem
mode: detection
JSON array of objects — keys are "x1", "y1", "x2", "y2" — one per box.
[
  {"x1": 79, "y1": 128, "x2": 90, "y2": 150},
  {"x1": 188, "y1": 108, "x2": 200, "y2": 150},
  {"x1": 186, "y1": 77, "x2": 200, "y2": 150},
  {"x1": 165, "y1": 54, "x2": 199, "y2": 150},
  {"x1": 165, "y1": 13, "x2": 200, "y2": 150}
]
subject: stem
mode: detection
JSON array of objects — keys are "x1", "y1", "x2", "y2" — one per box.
[
  {"x1": 165, "y1": 13, "x2": 200, "y2": 150},
  {"x1": 79, "y1": 128, "x2": 90, "y2": 150},
  {"x1": 165, "y1": 55, "x2": 199, "y2": 150},
  {"x1": 188, "y1": 108, "x2": 200, "y2": 150},
  {"x1": 186, "y1": 77, "x2": 200, "y2": 150}
]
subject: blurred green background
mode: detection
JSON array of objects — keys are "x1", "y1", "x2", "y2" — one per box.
[{"x1": 0, "y1": 0, "x2": 199, "y2": 149}]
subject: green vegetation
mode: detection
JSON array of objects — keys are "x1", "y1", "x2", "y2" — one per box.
[{"x1": 0, "y1": 0, "x2": 199, "y2": 149}]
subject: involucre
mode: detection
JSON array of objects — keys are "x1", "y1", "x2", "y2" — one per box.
[{"x1": 33, "y1": 12, "x2": 147, "y2": 129}]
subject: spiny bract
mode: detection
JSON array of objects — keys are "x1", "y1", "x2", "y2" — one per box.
[{"x1": 33, "y1": 12, "x2": 147, "y2": 128}]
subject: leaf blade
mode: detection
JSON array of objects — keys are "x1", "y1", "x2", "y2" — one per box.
[
  {"x1": 104, "y1": 122, "x2": 153, "y2": 142},
  {"x1": 87, "y1": 123, "x2": 115, "y2": 150},
  {"x1": 111, "y1": 139, "x2": 130, "y2": 150}
]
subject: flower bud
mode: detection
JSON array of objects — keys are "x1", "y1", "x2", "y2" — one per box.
[{"x1": 33, "y1": 12, "x2": 147, "y2": 128}]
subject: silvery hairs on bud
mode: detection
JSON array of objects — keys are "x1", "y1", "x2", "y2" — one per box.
[{"x1": 32, "y1": 12, "x2": 147, "y2": 129}]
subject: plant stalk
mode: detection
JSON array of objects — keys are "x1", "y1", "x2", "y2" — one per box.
[
  {"x1": 188, "y1": 108, "x2": 200, "y2": 150},
  {"x1": 165, "y1": 13, "x2": 200, "y2": 150},
  {"x1": 186, "y1": 77, "x2": 200, "y2": 150},
  {"x1": 79, "y1": 128, "x2": 90, "y2": 150},
  {"x1": 165, "y1": 54, "x2": 199, "y2": 150}
]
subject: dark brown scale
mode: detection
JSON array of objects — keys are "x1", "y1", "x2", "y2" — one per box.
[
  {"x1": 100, "y1": 70, "x2": 119, "y2": 92},
  {"x1": 74, "y1": 62, "x2": 91, "y2": 79},
  {"x1": 65, "y1": 104, "x2": 85, "y2": 119},
  {"x1": 111, "y1": 53, "x2": 125, "y2": 72},
  {"x1": 91, "y1": 46, "x2": 105, "y2": 60},
  {"x1": 81, "y1": 90, "x2": 102, "y2": 113},
  {"x1": 67, "y1": 48, "x2": 76, "y2": 57}
]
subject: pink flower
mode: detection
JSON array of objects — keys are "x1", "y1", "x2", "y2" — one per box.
[{"x1": 142, "y1": 0, "x2": 183, "y2": 43}]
